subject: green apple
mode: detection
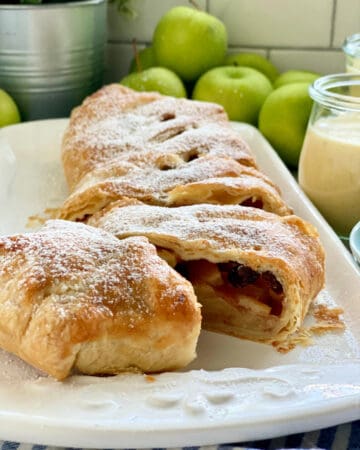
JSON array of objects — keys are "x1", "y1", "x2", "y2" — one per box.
[
  {"x1": 258, "y1": 82, "x2": 313, "y2": 167},
  {"x1": 192, "y1": 66, "x2": 273, "y2": 124},
  {"x1": 152, "y1": 6, "x2": 227, "y2": 82},
  {"x1": 274, "y1": 70, "x2": 320, "y2": 88},
  {"x1": 225, "y1": 53, "x2": 279, "y2": 83},
  {"x1": 0, "y1": 89, "x2": 20, "y2": 128},
  {"x1": 129, "y1": 46, "x2": 157, "y2": 73},
  {"x1": 120, "y1": 67, "x2": 187, "y2": 98}
]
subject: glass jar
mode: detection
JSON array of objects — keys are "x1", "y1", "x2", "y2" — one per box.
[
  {"x1": 343, "y1": 33, "x2": 360, "y2": 74},
  {"x1": 298, "y1": 73, "x2": 360, "y2": 237}
]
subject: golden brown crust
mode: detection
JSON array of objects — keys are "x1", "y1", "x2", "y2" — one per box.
[
  {"x1": 88, "y1": 201, "x2": 325, "y2": 343},
  {"x1": 0, "y1": 220, "x2": 201, "y2": 379},
  {"x1": 58, "y1": 156, "x2": 291, "y2": 221},
  {"x1": 62, "y1": 84, "x2": 248, "y2": 191}
]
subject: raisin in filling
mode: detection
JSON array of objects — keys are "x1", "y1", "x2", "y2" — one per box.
[
  {"x1": 219, "y1": 263, "x2": 282, "y2": 292},
  {"x1": 220, "y1": 262, "x2": 283, "y2": 315}
]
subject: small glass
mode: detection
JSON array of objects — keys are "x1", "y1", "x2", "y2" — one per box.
[
  {"x1": 298, "y1": 73, "x2": 360, "y2": 238},
  {"x1": 343, "y1": 33, "x2": 360, "y2": 96},
  {"x1": 343, "y1": 33, "x2": 360, "y2": 73}
]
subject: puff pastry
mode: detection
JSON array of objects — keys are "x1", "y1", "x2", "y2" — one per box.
[
  {"x1": 88, "y1": 200, "x2": 325, "y2": 344},
  {"x1": 58, "y1": 156, "x2": 291, "y2": 221},
  {"x1": 0, "y1": 220, "x2": 201, "y2": 379},
  {"x1": 62, "y1": 84, "x2": 255, "y2": 191}
]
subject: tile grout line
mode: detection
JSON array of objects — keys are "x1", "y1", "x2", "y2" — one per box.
[
  {"x1": 107, "y1": 40, "x2": 344, "y2": 53},
  {"x1": 330, "y1": 0, "x2": 338, "y2": 48},
  {"x1": 227, "y1": 44, "x2": 344, "y2": 51}
]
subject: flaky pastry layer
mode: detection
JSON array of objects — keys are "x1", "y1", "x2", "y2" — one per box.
[{"x1": 58, "y1": 156, "x2": 291, "y2": 221}]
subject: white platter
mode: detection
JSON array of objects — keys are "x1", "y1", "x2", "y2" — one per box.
[{"x1": 0, "y1": 119, "x2": 359, "y2": 448}]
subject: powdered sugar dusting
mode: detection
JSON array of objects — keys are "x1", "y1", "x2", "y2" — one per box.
[
  {"x1": 0, "y1": 219, "x2": 198, "y2": 334},
  {"x1": 62, "y1": 85, "x2": 254, "y2": 190},
  {"x1": 89, "y1": 202, "x2": 325, "y2": 301},
  {"x1": 62, "y1": 157, "x2": 284, "y2": 211},
  {"x1": 60, "y1": 156, "x2": 289, "y2": 219}
]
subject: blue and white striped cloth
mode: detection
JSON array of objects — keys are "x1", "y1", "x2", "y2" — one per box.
[{"x1": 1, "y1": 421, "x2": 359, "y2": 450}]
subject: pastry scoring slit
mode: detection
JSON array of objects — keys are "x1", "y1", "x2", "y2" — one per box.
[
  {"x1": 159, "y1": 164, "x2": 176, "y2": 171},
  {"x1": 184, "y1": 150, "x2": 199, "y2": 162},
  {"x1": 160, "y1": 112, "x2": 176, "y2": 121}
]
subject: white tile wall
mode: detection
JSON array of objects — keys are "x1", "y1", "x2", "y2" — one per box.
[
  {"x1": 269, "y1": 49, "x2": 345, "y2": 74},
  {"x1": 333, "y1": 0, "x2": 360, "y2": 47},
  {"x1": 227, "y1": 47, "x2": 268, "y2": 58},
  {"x1": 105, "y1": 0, "x2": 359, "y2": 83},
  {"x1": 209, "y1": 0, "x2": 333, "y2": 47}
]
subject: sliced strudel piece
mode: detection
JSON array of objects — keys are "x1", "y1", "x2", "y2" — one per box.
[
  {"x1": 88, "y1": 200, "x2": 325, "y2": 344},
  {"x1": 62, "y1": 84, "x2": 252, "y2": 190},
  {"x1": 58, "y1": 156, "x2": 291, "y2": 221},
  {"x1": 0, "y1": 220, "x2": 201, "y2": 379}
]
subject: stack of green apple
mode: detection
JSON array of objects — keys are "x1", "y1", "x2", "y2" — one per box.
[{"x1": 120, "y1": 5, "x2": 320, "y2": 168}]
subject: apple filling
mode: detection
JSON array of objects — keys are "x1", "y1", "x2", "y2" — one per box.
[{"x1": 175, "y1": 259, "x2": 284, "y2": 317}]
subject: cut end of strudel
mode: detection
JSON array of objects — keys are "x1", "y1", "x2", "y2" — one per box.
[
  {"x1": 88, "y1": 199, "x2": 325, "y2": 345},
  {"x1": 0, "y1": 220, "x2": 201, "y2": 379}
]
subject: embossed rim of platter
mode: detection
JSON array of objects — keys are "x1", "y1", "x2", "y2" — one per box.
[{"x1": 0, "y1": 363, "x2": 359, "y2": 447}]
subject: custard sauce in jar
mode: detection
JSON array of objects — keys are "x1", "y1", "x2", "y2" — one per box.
[{"x1": 298, "y1": 74, "x2": 360, "y2": 237}]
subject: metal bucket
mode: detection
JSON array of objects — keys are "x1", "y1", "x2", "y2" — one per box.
[{"x1": 0, "y1": 0, "x2": 106, "y2": 120}]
